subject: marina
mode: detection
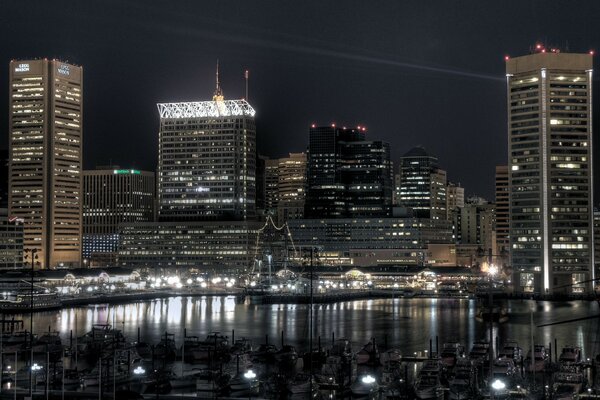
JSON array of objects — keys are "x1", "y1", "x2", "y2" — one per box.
[{"x1": 0, "y1": 296, "x2": 597, "y2": 398}]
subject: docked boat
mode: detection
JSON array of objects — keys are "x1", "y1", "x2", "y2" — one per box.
[
  {"x1": 170, "y1": 369, "x2": 204, "y2": 389},
  {"x1": 195, "y1": 369, "x2": 229, "y2": 398},
  {"x1": 356, "y1": 338, "x2": 380, "y2": 366},
  {"x1": 525, "y1": 344, "x2": 549, "y2": 373},
  {"x1": 0, "y1": 293, "x2": 61, "y2": 313},
  {"x1": 449, "y1": 358, "x2": 475, "y2": 400},
  {"x1": 440, "y1": 341, "x2": 464, "y2": 369},
  {"x1": 414, "y1": 359, "x2": 444, "y2": 400},
  {"x1": 552, "y1": 371, "x2": 585, "y2": 400},
  {"x1": 558, "y1": 345, "x2": 582, "y2": 365},
  {"x1": 498, "y1": 340, "x2": 522, "y2": 361},
  {"x1": 469, "y1": 340, "x2": 490, "y2": 364},
  {"x1": 274, "y1": 344, "x2": 299, "y2": 368},
  {"x1": 287, "y1": 373, "x2": 319, "y2": 399}
]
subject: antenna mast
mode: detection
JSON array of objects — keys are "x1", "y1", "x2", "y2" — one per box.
[{"x1": 245, "y1": 70, "x2": 249, "y2": 102}]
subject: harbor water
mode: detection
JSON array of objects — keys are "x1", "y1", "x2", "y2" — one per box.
[{"x1": 17, "y1": 296, "x2": 600, "y2": 357}]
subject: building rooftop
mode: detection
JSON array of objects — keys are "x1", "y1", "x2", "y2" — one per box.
[
  {"x1": 157, "y1": 99, "x2": 256, "y2": 119},
  {"x1": 402, "y1": 146, "x2": 430, "y2": 158}
]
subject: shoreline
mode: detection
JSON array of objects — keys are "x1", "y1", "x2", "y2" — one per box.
[{"x1": 1, "y1": 288, "x2": 596, "y2": 313}]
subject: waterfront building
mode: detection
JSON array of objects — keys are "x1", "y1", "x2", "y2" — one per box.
[
  {"x1": 277, "y1": 152, "x2": 306, "y2": 223},
  {"x1": 8, "y1": 59, "x2": 83, "y2": 269},
  {"x1": 305, "y1": 125, "x2": 392, "y2": 218},
  {"x1": 594, "y1": 209, "x2": 600, "y2": 284},
  {"x1": 117, "y1": 221, "x2": 262, "y2": 271},
  {"x1": 495, "y1": 165, "x2": 510, "y2": 254},
  {"x1": 288, "y1": 217, "x2": 453, "y2": 268},
  {"x1": 395, "y1": 147, "x2": 447, "y2": 220},
  {"x1": 507, "y1": 50, "x2": 594, "y2": 294},
  {"x1": 156, "y1": 71, "x2": 256, "y2": 221},
  {"x1": 0, "y1": 208, "x2": 23, "y2": 269},
  {"x1": 82, "y1": 167, "x2": 155, "y2": 266}
]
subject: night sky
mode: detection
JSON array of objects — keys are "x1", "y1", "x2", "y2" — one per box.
[{"x1": 2, "y1": 0, "x2": 600, "y2": 199}]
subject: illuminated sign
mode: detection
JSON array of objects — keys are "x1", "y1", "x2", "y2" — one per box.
[
  {"x1": 58, "y1": 64, "x2": 70, "y2": 75},
  {"x1": 113, "y1": 169, "x2": 141, "y2": 175},
  {"x1": 14, "y1": 63, "x2": 29, "y2": 72}
]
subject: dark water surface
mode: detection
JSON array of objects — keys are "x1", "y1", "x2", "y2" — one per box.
[{"x1": 21, "y1": 297, "x2": 600, "y2": 357}]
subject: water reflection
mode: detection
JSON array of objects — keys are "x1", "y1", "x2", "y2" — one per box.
[{"x1": 23, "y1": 297, "x2": 600, "y2": 357}]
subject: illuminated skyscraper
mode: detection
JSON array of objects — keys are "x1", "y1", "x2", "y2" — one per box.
[
  {"x1": 305, "y1": 125, "x2": 392, "y2": 218},
  {"x1": 83, "y1": 167, "x2": 155, "y2": 266},
  {"x1": 495, "y1": 165, "x2": 509, "y2": 253},
  {"x1": 157, "y1": 67, "x2": 256, "y2": 221},
  {"x1": 395, "y1": 147, "x2": 447, "y2": 220},
  {"x1": 506, "y1": 50, "x2": 593, "y2": 294},
  {"x1": 8, "y1": 59, "x2": 83, "y2": 269}
]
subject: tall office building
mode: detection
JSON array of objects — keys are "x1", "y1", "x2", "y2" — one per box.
[
  {"x1": 157, "y1": 71, "x2": 256, "y2": 221},
  {"x1": 277, "y1": 152, "x2": 306, "y2": 223},
  {"x1": 0, "y1": 149, "x2": 8, "y2": 208},
  {"x1": 495, "y1": 165, "x2": 509, "y2": 253},
  {"x1": 305, "y1": 125, "x2": 392, "y2": 218},
  {"x1": 264, "y1": 158, "x2": 279, "y2": 218},
  {"x1": 8, "y1": 59, "x2": 83, "y2": 269},
  {"x1": 395, "y1": 147, "x2": 447, "y2": 220},
  {"x1": 83, "y1": 167, "x2": 155, "y2": 266},
  {"x1": 454, "y1": 200, "x2": 496, "y2": 256},
  {"x1": 507, "y1": 50, "x2": 593, "y2": 294}
]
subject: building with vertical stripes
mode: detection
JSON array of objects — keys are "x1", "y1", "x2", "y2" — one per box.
[{"x1": 8, "y1": 59, "x2": 83, "y2": 269}]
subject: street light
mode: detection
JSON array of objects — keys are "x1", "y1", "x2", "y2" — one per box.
[
  {"x1": 243, "y1": 370, "x2": 256, "y2": 380},
  {"x1": 133, "y1": 366, "x2": 145, "y2": 375},
  {"x1": 361, "y1": 375, "x2": 376, "y2": 385},
  {"x1": 491, "y1": 379, "x2": 506, "y2": 391}
]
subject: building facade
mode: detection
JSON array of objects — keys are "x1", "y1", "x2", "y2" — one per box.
[
  {"x1": 446, "y1": 182, "x2": 465, "y2": 220},
  {"x1": 264, "y1": 158, "x2": 279, "y2": 219},
  {"x1": 395, "y1": 147, "x2": 447, "y2": 220},
  {"x1": 277, "y1": 152, "x2": 306, "y2": 223},
  {"x1": 8, "y1": 59, "x2": 83, "y2": 269},
  {"x1": 507, "y1": 51, "x2": 593, "y2": 294},
  {"x1": 156, "y1": 83, "x2": 256, "y2": 221},
  {"x1": 305, "y1": 125, "x2": 392, "y2": 218},
  {"x1": 0, "y1": 209, "x2": 23, "y2": 269},
  {"x1": 453, "y1": 201, "x2": 496, "y2": 257},
  {"x1": 495, "y1": 165, "x2": 510, "y2": 254},
  {"x1": 117, "y1": 221, "x2": 262, "y2": 271},
  {"x1": 83, "y1": 167, "x2": 155, "y2": 266},
  {"x1": 288, "y1": 217, "x2": 453, "y2": 263}
]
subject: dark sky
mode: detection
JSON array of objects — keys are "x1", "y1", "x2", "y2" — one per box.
[{"x1": 2, "y1": 0, "x2": 600, "y2": 199}]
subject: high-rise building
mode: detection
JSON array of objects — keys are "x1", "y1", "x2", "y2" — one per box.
[
  {"x1": 594, "y1": 209, "x2": 600, "y2": 283},
  {"x1": 305, "y1": 125, "x2": 392, "y2": 218},
  {"x1": 507, "y1": 50, "x2": 593, "y2": 294},
  {"x1": 0, "y1": 208, "x2": 23, "y2": 269},
  {"x1": 157, "y1": 71, "x2": 256, "y2": 221},
  {"x1": 8, "y1": 59, "x2": 83, "y2": 269},
  {"x1": 277, "y1": 152, "x2": 306, "y2": 223},
  {"x1": 0, "y1": 149, "x2": 8, "y2": 208},
  {"x1": 264, "y1": 158, "x2": 279, "y2": 219},
  {"x1": 446, "y1": 182, "x2": 465, "y2": 219},
  {"x1": 395, "y1": 147, "x2": 447, "y2": 220},
  {"x1": 83, "y1": 167, "x2": 155, "y2": 266},
  {"x1": 495, "y1": 165, "x2": 509, "y2": 254}
]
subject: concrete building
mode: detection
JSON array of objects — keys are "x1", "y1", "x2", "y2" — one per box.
[
  {"x1": 507, "y1": 50, "x2": 594, "y2": 294},
  {"x1": 277, "y1": 152, "x2": 306, "y2": 223},
  {"x1": 0, "y1": 208, "x2": 23, "y2": 269},
  {"x1": 395, "y1": 147, "x2": 447, "y2": 220},
  {"x1": 157, "y1": 73, "x2": 256, "y2": 221},
  {"x1": 8, "y1": 59, "x2": 83, "y2": 269},
  {"x1": 305, "y1": 125, "x2": 392, "y2": 218},
  {"x1": 454, "y1": 200, "x2": 496, "y2": 257},
  {"x1": 288, "y1": 217, "x2": 453, "y2": 269},
  {"x1": 117, "y1": 221, "x2": 262, "y2": 271},
  {"x1": 83, "y1": 167, "x2": 155, "y2": 266},
  {"x1": 0, "y1": 149, "x2": 8, "y2": 208},
  {"x1": 495, "y1": 165, "x2": 510, "y2": 254},
  {"x1": 446, "y1": 182, "x2": 465, "y2": 220},
  {"x1": 595, "y1": 209, "x2": 600, "y2": 283}
]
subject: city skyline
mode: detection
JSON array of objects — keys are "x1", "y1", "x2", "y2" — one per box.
[{"x1": 2, "y1": 1, "x2": 600, "y2": 200}]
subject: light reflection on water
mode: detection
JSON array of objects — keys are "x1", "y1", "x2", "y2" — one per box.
[{"x1": 24, "y1": 297, "x2": 600, "y2": 357}]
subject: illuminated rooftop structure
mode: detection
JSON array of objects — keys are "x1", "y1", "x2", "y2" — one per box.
[{"x1": 157, "y1": 99, "x2": 255, "y2": 119}]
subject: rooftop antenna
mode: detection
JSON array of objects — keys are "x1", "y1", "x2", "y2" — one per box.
[
  {"x1": 213, "y1": 59, "x2": 224, "y2": 101},
  {"x1": 244, "y1": 70, "x2": 249, "y2": 102}
]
